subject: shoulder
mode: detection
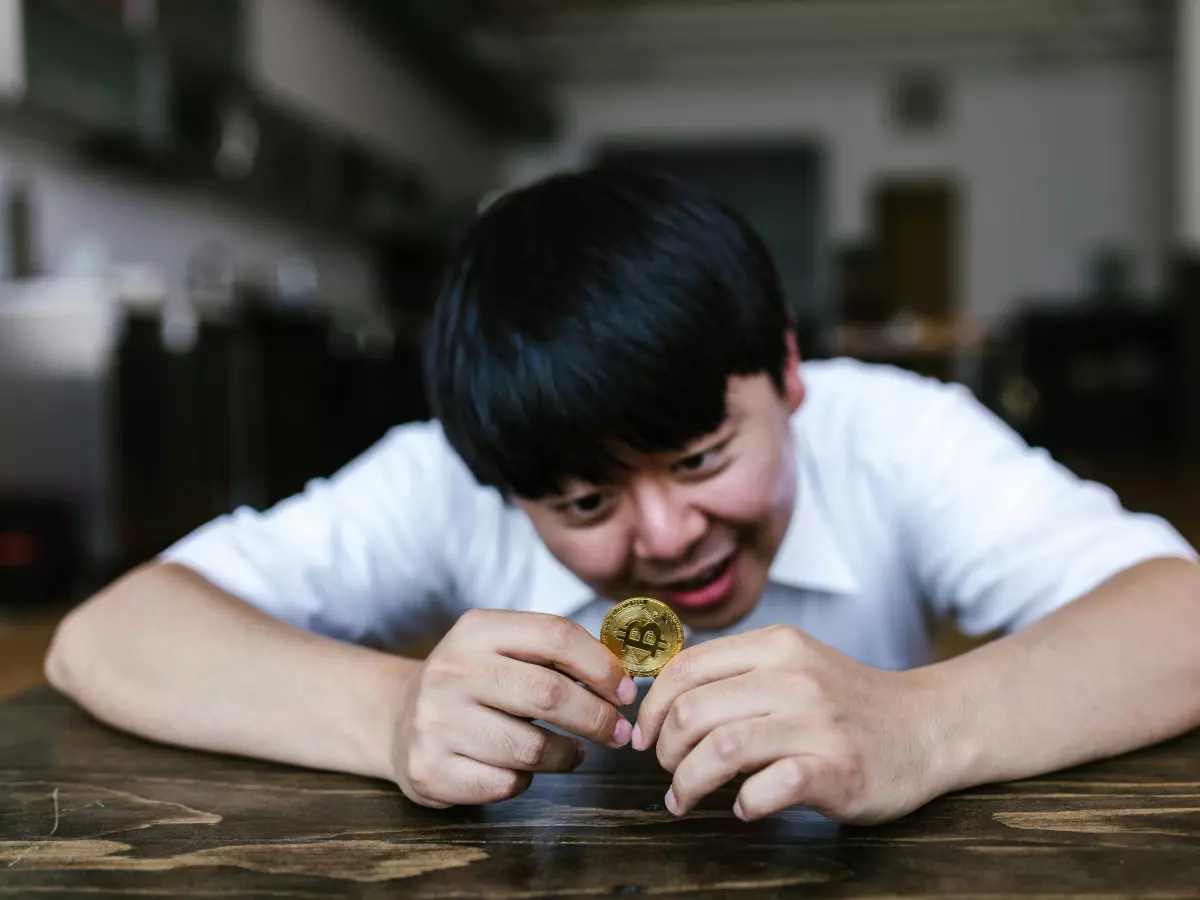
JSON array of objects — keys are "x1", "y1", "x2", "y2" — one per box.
[
  {"x1": 342, "y1": 418, "x2": 486, "y2": 503},
  {"x1": 796, "y1": 358, "x2": 987, "y2": 466},
  {"x1": 351, "y1": 417, "x2": 519, "y2": 533}
]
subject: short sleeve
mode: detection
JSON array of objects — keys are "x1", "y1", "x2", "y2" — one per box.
[
  {"x1": 159, "y1": 420, "x2": 476, "y2": 648},
  {"x1": 888, "y1": 376, "x2": 1197, "y2": 636}
]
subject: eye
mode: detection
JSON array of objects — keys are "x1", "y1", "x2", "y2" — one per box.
[
  {"x1": 556, "y1": 491, "x2": 615, "y2": 524},
  {"x1": 671, "y1": 443, "x2": 728, "y2": 476}
]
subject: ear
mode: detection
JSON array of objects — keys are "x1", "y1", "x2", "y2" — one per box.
[{"x1": 781, "y1": 329, "x2": 806, "y2": 413}]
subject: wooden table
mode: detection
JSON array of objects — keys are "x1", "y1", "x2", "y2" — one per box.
[{"x1": 1, "y1": 686, "x2": 1199, "y2": 897}]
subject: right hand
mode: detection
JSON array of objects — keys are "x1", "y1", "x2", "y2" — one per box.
[{"x1": 390, "y1": 609, "x2": 637, "y2": 808}]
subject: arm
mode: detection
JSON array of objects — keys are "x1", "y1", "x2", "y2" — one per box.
[
  {"x1": 892, "y1": 377, "x2": 1200, "y2": 787},
  {"x1": 633, "y1": 373, "x2": 1200, "y2": 823},
  {"x1": 43, "y1": 421, "x2": 458, "y2": 777},
  {"x1": 46, "y1": 560, "x2": 411, "y2": 780},
  {"x1": 926, "y1": 555, "x2": 1200, "y2": 793},
  {"x1": 47, "y1": 562, "x2": 635, "y2": 806},
  {"x1": 632, "y1": 557, "x2": 1200, "y2": 825},
  {"x1": 45, "y1": 421, "x2": 634, "y2": 804}
]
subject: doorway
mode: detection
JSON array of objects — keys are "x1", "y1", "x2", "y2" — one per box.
[{"x1": 872, "y1": 179, "x2": 960, "y2": 320}]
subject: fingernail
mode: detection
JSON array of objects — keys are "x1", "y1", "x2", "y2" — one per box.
[
  {"x1": 631, "y1": 723, "x2": 644, "y2": 751},
  {"x1": 617, "y1": 676, "x2": 637, "y2": 705},
  {"x1": 573, "y1": 741, "x2": 586, "y2": 769},
  {"x1": 612, "y1": 717, "x2": 632, "y2": 747},
  {"x1": 664, "y1": 788, "x2": 679, "y2": 815},
  {"x1": 733, "y1": 799, "x2": 745, "y2": 820}
]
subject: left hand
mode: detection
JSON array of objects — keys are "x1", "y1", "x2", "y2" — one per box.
[{"x1": 633, "y1": 624, "x2": 947, "y2": 824}]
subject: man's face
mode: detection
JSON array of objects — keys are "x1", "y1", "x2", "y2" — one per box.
[{"x1": 516, "y1": 347, "x2": 806, "y2": 630}]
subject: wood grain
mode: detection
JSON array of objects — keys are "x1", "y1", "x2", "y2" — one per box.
[{"x1": 0, "y1": 687, "x2": 1197, "y2": 897}]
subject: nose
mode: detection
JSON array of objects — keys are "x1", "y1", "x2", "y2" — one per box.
[{"x1": 631, "y1": 482, "x2": 707, "y2": 563}]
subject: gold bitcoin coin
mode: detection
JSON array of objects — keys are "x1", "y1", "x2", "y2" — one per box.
[{"x1": 600, "y1": 596, "x2": 684, "y2": 678}]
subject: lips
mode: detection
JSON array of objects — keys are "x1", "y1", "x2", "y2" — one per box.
[
  {"x1": 655, "y1": 552, "x2": 738, "y2": 611},
  {"x1": 664, "y1": 558, "x2": 731, "y2": 592}
]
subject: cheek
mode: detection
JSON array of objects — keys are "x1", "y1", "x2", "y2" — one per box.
[
  {"x1": 703, "y1": 448, "x2": 792, "y2": 525},
  {"x1": 530, "y1": 517, "x2": 631, "y2": 585}
]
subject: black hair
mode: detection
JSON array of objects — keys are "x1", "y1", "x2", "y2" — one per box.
[{"x1": 423, "y1": 166, "x2": 792, "y2": 499}]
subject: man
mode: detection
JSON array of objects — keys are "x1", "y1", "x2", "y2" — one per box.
[{"x1": 46, "y1": 168, "x2": 1200, "y2": 825}]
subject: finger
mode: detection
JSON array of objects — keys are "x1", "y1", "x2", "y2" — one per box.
[
  {"x1": 461, "y1": 609, "x2": 637, "y2": 707},
  {"x1": 635, "y1": 634, "x2": 759, "y2": 750},
  {"x1": 406, "y1": 754, "x2": 533, "y2": 808},
  {"x1": 655, "y1": 672, "x2": 777, "y2": 772},
  {"x1": 450, "y1": 706, "x2": 586, "y2": 773},
  {"x1": 474, "y1": 656, "x2": 633, "y2": 748},
  {"x1": 734, "y1": 754, "x2": 836, "y2": 822},
  {"x1": 667, "y1": 716, "x2": 799, "y2": 815}
]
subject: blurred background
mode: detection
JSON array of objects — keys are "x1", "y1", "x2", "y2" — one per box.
[{"x1": 3, "y1": 0, "x2": 1200, "y2": 693}]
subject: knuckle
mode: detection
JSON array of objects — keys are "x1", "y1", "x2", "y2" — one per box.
[
  {"x1": 485, "y1": 769, "x2": 530, "y2": 802},
  {"x1": 512, "y1": 731, "x2": 550, "y2": 768},
  {"x1": 599, "y1": 654, "x2": 623, "y2": 687},
  {"x1": 670, "y1": 694, "x2": 699, "y2": 735},
  {"x1": 422, "y1": 653, "x2": 467, "y2": 685},
  {"x1": 405, "y1": 746, "x2": 442, "y2": 796},
  {"x1": 410, "y1": 695, "x2": 442, "y2": 734},
  {"x1": 457, "y1": 607, "x2": 492, "y2": 629},
  {"x1": 663, "y1": 650, "x2": 693, "y2": 684},
  {"x1": 541, "y1": 614, "x2": 581, "y2": 650},
  {"x1": 768, "y1": 624, "x2": 806, "y2": 656},
  {"x1": 783, "y1": 667, "x2": 821, "y2": 699},
  {"x1": 587, "y1": 700, "x2": 618, "y2": 742},
  {"x1": 528, "y1": 676, "x2": 567, "y2": 715},
  {"x1": 711, "y1": 726, "x2": 747, "y2": 765},
  {"x1": 780, "y1": 756, "x2": 811, "y2": 797}
]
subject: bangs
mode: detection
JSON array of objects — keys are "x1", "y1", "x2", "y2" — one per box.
[{"x1": 453, "y1": 297, "x2": 736, "y2": 498}]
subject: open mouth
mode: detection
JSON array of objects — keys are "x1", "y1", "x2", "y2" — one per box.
[
  {"x1": 657, "y1": 553, "x2": 738, "y2": 610},
  {"x1": 666, "y1": 557, "x2": 733, "y2": 592}
]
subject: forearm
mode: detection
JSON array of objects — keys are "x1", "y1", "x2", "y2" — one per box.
[
  {"x1": 45, "y1": 561, "x2": 417, "y2": 781},
  {"x1": 919, "y1": 556, "x2": 1200, "y2": 794}
]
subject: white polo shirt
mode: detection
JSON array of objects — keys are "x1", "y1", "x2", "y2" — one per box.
[{"x1": 161, "y1": 358, "x2": 1196, "y2": 671}]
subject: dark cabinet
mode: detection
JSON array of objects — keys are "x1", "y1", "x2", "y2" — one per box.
[
  {"x1": 114, "y1": 308, "x2": 430, "y2": 567},
  {"x1": 982, "y1": 304, "x2": 1183, "y2": 456},
  {"x1": 154, "y1": 0, "x2": 244, "y2": 70}
]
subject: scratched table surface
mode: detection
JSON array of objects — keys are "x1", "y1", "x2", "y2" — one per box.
[{"x1": 1, "y1": 687, "x2": 1199, "y2": 898}]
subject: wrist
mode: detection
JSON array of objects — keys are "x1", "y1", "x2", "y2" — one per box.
[
  {"x1": 353, "y1": 650, "x2": 423, "y2": 783},
  {"x1": 900, "y1": 662, "x2": 983, "y2": 801}
]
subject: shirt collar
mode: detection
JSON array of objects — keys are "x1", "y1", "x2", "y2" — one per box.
[
  {"x1": 522, "y1": 427, "x2": 858, "y2": 619},
  {"x1": 765, "y1": 435, "x2": 859, "y2": 596}
]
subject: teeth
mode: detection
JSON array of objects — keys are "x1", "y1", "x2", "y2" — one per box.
[{"x1": 670, "y1": 560, "x2": 725, "y2": 591}]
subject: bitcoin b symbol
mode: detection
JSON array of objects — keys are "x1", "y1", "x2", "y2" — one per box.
[
  {"x1": 601, "y1": 597, "x2": 684, "y2": 678},
  {"x1": 617, "y1": 618, "x2": 669, "y2": 659}
]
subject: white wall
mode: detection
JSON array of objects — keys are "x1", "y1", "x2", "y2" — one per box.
[{"x1": 507, "y1": 0, "x2": 1172, "y2": 322}]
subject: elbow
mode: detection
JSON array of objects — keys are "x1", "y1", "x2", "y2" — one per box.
[
  {"x1": 44, "y1": 601, "x2": 92, "y2": 699},
  {"x1": 43, "y1": 561, "x2": 158, "y2": 700}
]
